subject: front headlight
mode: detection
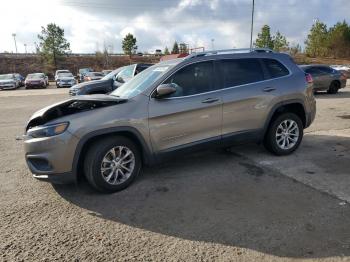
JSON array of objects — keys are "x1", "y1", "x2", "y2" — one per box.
[{"x1": 27, "y1": 122, "x2": 69, "y2": 138}]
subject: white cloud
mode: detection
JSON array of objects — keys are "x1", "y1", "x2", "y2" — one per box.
[{"x1": 0, "y1": 0, "x2": 349, "y2": 53}]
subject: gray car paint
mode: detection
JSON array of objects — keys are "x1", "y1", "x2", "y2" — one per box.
[{"x1": 24, "y1": 52, "x2": 316, "y2": 183}]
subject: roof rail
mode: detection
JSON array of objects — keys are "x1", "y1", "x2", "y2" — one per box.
[{"x1": 185, "y1": 48, "x2": 274, "y2": 59}]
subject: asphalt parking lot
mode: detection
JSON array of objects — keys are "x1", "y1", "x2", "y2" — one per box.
[{"x1": 1, "y1": 83, "x2": 350, "y2": 261}]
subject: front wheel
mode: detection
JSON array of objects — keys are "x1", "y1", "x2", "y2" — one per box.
[
  {"x1": 84, "y1": 136, "x2": 142, "y2": 193},
  {"x1": 264, "y1": 113, "x2": 303, "y2": 156}
]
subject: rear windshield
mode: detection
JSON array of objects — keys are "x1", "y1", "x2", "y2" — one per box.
[
  {"x1": 58, "y1": 73, "x2": 74, "y2": 77},
  {"x1": 27, "y1": 74, "x2": 45, "y2": 79},
  {"x1": 79, "y1": 68, "x2": 93, "y2": 73}
]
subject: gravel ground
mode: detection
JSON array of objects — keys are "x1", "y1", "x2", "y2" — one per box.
[{"x1": 1, "y1": 85, "x2": 350, "y2": 261}]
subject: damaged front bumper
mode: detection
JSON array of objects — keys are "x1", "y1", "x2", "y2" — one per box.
[{"x1": 24, "y1": 130, "x2": 80, "y2": 184}]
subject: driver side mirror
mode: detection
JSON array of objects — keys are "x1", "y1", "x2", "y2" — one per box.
[{"x1": 156, "y1": 83, "x2": 177, "y2": 98}]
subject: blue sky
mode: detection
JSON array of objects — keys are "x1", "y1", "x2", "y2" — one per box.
[{"x1": 1, "y1": 0, "x2": 349, "y2": 53}]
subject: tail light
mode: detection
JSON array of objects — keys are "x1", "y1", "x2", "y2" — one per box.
[
  {"x1": 305, "y1": 73, "x2": 313, "y2": 84},
  {"x1": 340, "y1": 72, "x2": 347, "y2": 80}
]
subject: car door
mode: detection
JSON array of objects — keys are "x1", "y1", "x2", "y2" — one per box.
[
  {"x1": 316, "y1": 66, "x2": 335, "y2": 89},
  {"x1": 148, "y1": 60, "x2": 223, "y2": 153},
  {"x1": 219, "y1": 58, "x2": 287, "y2": 138}
]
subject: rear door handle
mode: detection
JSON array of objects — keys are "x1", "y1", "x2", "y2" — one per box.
[
  {"x1": 201, "y1": 98, "x2": 220, "y2": 103},
  {"x1": 263, "y1": 87, "x2": 276, "y2": 92}
]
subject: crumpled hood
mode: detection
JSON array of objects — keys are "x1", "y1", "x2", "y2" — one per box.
[{"x1": 26, "y1": 94, "x2": 127, "y2": 131}]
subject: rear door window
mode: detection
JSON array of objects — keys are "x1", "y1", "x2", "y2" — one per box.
[
  {"x1": 220, "y1": 58, "x2": 264, "y2": 88},
  {"x1": 262, "y1": 59, "x2": 289, "y2": 78}
]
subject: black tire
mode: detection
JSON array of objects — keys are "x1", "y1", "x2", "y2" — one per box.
[
  {"x1": 264, "y1": 113, "x2": 303, "y2": 156},
  {"x1": 327, "y1": 81, "x2": 339, "y2": 94},
  {"x1": 84, "y1": 136, "x2": 142, "y2": 193}
]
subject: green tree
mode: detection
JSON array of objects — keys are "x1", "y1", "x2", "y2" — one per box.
[
  {"x1": 179, "y1": 43, "x2": 188, "y2": 54},
  {"x1": 327, "y1": 20, "x2": 350, "y2": 58},
  {"x1": 164, "y1": 46, "x2": 170, "y2": 55},
  {"x1": 254, "y1": 25, "x2": 274, "y2": 49},
  {"x1": 272, "y1": 31, "x2": 289, "y2": 51},
  {"x1": 37, "y1": 23, "x2": 70, "y2": 69},
  {"x1": 122, "y1": 33, "x2": 137, "y2": 57},
  {"x1": 304, "y1": 20, "x2": 329, "y2": 57},
  {"x1": 289, "y1": 43, "x2": 302, "y2": 56},
  {"x1": 171, "y1": 41, "x2": 179, "y2": 54}
]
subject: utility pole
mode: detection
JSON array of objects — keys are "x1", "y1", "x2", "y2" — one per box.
[
  {"x1": 12, "y1": 33, "x2": 18, "y2": 54},
  {"x1": 249, "y1": 0, "x2": 255, "y2": 51},
  {"x1": 24, "y1": 43, "x2": 27, "y2": 54},
  {"x1": 211, "y1": 39, "x2": 215, "y2": 50}
]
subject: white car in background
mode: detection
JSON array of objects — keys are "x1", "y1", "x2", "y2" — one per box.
[
  {"x1": 55, "y1": 70, "x2": 71, "y2": 81},
  {"x1": 331, "y1": 65, "x2": 350, "y2": 79},
  {"x1": 56, "y1": 72, "x2": 76, "y2": 88},
  {"x1": 330, "y1": 65, "x2": 350, "y2": 71},
  {"x1": 0, "y1": 73, "x2": 21, "y2": 90}
]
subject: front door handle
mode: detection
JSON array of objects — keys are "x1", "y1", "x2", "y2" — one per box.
[
  {"x1": 263, "y1": 87, "x2": 276, "y2": 92},
  {"x1": 202, "y1": 98, "x2": 220, "y2": 103}
]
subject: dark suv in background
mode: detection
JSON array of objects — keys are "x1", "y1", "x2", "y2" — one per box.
[
  {"x1": 24, "y1": 48, "x2": 316, "y2": 192},
  {"x1": 69, "y1": 63, "x2": 152, "y2": 96}
]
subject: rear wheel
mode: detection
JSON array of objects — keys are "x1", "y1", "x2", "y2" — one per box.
[
  {"x1": 84, "y1": 136, "x2": 141, "y2": 193},
  {"x1": 264, "y1": 113, "x2": 303, "y2": 156},
  {"x1": 327, "y1": 81, "x2": 339, "y2": 94}
]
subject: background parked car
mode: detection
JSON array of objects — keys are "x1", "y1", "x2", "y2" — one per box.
[
  {"x1": 54, "y1": 70, "x2": 70, "y2": 82},
  {"x1": 56, "y1": 72, "x2": 76, "y2": 88},
  {"x1": 77, "y1": 68, "x2": 93, "y2": 82},
  {"x1": 330, "y1": 64, "x2": 350, "y2": 71},
  {"x1": 83, "y1": 72, "x2": 104, "y2": 82},
  {"x1": 25, "y1": 73, "x2": 49, "y2": 89},
  {"x1": 330, "y1": 65, "x2": 350, "y2": 79},
  {"x1": 14, "y1": 73, "x2": 25, "y2": 87},
  {"x1": 299, "y1": 65, "x2": 347, "y2": 94},
  {"x1": 69, "y1": 63, "x2": 152, "y2": 96},
  {"x1": 0, "y1": 73, "x2": 21, "y2": 90}
]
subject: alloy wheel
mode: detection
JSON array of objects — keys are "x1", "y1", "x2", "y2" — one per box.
[
  {"x1": 100, "y1": 146, "x2": 135, "y2": 185},
  {"x1": 275, "y1": 119, "x2": 299, "y2": 150}
]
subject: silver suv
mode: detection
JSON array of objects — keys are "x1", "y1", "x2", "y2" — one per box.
[{"x1": 24, "y1": 48, "x2": 316, "y2": 192}]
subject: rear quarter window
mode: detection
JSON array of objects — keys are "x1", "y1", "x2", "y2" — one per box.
[{"x1": 262, "y1": 59, "x2": 289, "y2": 79}]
